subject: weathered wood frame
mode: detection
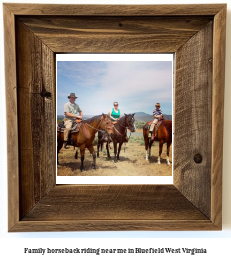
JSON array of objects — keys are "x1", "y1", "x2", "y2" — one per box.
[{"x1": 4, "y1": 4, "x2": 226, "y2": 231}]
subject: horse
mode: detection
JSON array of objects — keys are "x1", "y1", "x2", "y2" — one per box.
[
  {"x1": 57, "y1": 114, "x2": 114, "y2": 171},
  {"x1": 97, "y1": 113, "x2": 136, "y2": 163},
  {"x1": 143, "y1": 118, "x2": 172, "y2": 164}
]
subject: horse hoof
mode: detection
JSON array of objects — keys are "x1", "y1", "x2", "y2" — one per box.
[
  {"x1": 80, "y1": 168, "x2": 85, "y2": 172},
  {"x1": 114, "y1": 160, "x2": 117, "y2": 163}
]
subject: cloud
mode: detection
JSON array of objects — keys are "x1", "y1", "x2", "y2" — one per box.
[{"x1": 57, "y1": 61, "x2": 172, "y2": 115}]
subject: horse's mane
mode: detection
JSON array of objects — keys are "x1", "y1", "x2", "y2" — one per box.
[
  {"x1": 117, "y1": 113, "x2": 133, "y2": 122},
  {"x1": 82, "y1": 114, "x2": 109, "y2": 124}
]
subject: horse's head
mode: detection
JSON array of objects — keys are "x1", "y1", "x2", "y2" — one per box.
[
  {"x1": 100, "y1": 113, "x2": 114, "y2": 135},
  {"x1": 125, "y1": 113, "x2": 136, "y2": 132}
]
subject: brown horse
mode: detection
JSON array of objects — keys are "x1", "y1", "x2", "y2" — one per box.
[
  {"x1": 143, "y1": 119, "x2": 172, "y2": 164},
  {"x1": 57, "y1": 114, "x2": 114, "y2": 171}
]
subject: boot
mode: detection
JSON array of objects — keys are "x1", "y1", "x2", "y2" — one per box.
[{"x1": 64, "y1": 141, "x2": 69, "y2": 149}]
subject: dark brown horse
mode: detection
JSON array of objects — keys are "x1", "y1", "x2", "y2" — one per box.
[
  {"x1": 143, "y1": 119, "x2": 172, "y2": 164},
  {"x1": 57, "y1": 114, "x2": 114, "y2": 171},
  {"x1": 97, "y1": 113, "x2": 136, "y2": 163}
]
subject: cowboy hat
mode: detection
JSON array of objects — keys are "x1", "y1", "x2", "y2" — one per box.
[{"x1": 68, "y1": 93, "x2": 77, "y2": 98}]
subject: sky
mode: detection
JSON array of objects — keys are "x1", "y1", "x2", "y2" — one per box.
[{"x1": 56, "y1": 54, "x2": 173, "y2": 117}]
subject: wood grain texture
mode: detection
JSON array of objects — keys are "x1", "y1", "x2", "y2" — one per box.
[
  {"x1": 174, "y1": 22, "x2": 213, "y2": 218},
  {"x1": 4, "y1": 3, "x2": 226, "y2": 231},
  {"x1": 18, "y1": 16, "x2": 213, "y2": 53},
  {"x1": 3, "y1": 4, "x2": 19, "y2": 231},
  {"x1": 16, "y1": 19, "x2": 56, "y2": 219},
  {"x1": 22, "y1": 185, "x2": 207, "y2": 221},
  {"x1": 3, "y1": 3, "x2": 226, "y2": 16},
  {"x1": 11, "y1": 220, "x2": 218, "y2": 232},
  {"x1": 12, "y1": 185, "x2": 218, "y2": 232},
  {"x1": 211, "y1": 5, "x2": 226, "y2": 228}
]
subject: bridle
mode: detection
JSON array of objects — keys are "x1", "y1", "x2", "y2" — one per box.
[
  {"x1": 83, "y1": 115, "x2": 114, "y2": 133},
  {"x1": 114, "y1": 116, "x2": 135, "y2": 137}
]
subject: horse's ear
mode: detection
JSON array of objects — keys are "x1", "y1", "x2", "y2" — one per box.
[{"x1": 124, "y1": 113, "x2": 127, "y2": 116}]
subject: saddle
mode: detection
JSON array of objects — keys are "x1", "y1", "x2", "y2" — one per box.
[
  {"x1": 57, "y1": 119, "x2": 82, "y2": 133},
  {"x1": 145, "y1": 120, "x2": 161, "y2": 130}
]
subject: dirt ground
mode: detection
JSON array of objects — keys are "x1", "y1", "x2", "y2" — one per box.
[{"x1": 57, "y1": 130, "x2": 172, "y2": 176}]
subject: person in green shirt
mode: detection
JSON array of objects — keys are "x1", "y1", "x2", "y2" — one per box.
[
  {"x1": 63, "y1": 93, "x2": 83, "y2": 148},
  {"x1": 109, "y1": 102, "x2": 121, "y2": 122}
]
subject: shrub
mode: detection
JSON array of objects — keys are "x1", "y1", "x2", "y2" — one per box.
[{"x1": 135, "y1": 121, "x2": 146, "y2": 129}]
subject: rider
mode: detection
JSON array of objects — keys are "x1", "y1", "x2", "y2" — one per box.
[
  {"x1": 108, "y1": 102, "x2": 128, "y2": 143},
  {"x1": 63, "y1": 93, "x2": 83, "y2": 149},
  {"x1": 149, "y1": 103, "x2": 163, "y2": 139},
  {"x1": 109, "y1": 102, "x2": 121, "y2": 122}
]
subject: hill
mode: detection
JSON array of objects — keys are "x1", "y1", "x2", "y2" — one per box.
[
  {"x1": 131, "y1": 112, "x2": 172, "y2": 122},
  {"x1": 57, "y1": 112, "x2": 172, "y2": 122}
]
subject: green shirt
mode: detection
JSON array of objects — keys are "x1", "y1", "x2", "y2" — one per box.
[
  {"x1": 64, "y1": 102, "x2": 81, "y2": 120},
  {"x1": 111, "y1": 108, "x2": 120, "y2": 121}
]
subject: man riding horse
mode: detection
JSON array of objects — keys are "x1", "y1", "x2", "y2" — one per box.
[{"x1": 63, "y1": 93, "x2": 83, "y2": 148}]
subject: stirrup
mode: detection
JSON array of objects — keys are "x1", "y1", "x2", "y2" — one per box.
[{"x1": 64, "y1": 141, "x2": 69, "y2": 149}]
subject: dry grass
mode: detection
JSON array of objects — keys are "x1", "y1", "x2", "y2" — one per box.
[{"x1": 57, "y1": 134, "x2": 172, "y2": 176}]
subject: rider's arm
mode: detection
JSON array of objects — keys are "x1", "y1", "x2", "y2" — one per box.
[
  {"x1": 65, "y1": 111, "x2": 82, "y2": 119},
  {"x1": 154, "y1": 114, "x2": 162, "y2": 119}
]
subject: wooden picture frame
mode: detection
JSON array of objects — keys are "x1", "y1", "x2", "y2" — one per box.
[{"x1": 4, "y1": 4, "x2": 226, "y2": 231}]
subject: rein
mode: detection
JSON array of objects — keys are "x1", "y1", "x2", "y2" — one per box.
[
  {"x1": 83, "y1": 116, "x2": 113, "y2": 133},
  {"x1": 114, "y1": 117, "x2": 132, "y2": 141},
  {"x1": 160, "y1": 119, "x2": 172, "y2": 134}
]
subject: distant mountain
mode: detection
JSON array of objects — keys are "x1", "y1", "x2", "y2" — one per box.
[
  {"x1": 57, "y1": 112, "x2": 172, "y2": 122},
  {"x1": 131, "y1": 112, "x2": 172, "y2": 122}
]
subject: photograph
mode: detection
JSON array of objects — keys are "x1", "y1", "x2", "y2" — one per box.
[{"x1": 56, "y1": 54, "x2": 173, "y2": 182}]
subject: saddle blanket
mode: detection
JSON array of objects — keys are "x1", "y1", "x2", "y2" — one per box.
[{"x1": 145, "y1": 120, "x2": 161, "y2": 130}]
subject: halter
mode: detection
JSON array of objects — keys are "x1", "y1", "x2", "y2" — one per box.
[{"x1": 114, "y1": 116, "x2": 134, "y2": 139}]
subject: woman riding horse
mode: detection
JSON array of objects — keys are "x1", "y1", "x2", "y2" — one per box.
[{"x1": 97, "y1": 113, "x2": 136, "y2": 163}]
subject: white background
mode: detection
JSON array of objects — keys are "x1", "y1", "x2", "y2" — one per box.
[{"x1": 1, "y1": 0, "x2": 231, "y2": 260}]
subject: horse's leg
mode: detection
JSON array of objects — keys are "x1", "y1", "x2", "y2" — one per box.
[
  {"x1": 80, "y1": 144, "x2": 85, "y2": 171},
  {"x1": 113, "y1": 141, "x2": 118, "y2": 163},
  {"x1": 148, "y1": 139, "x2": 152, "y2": 159},
  {"x1": 158, "y1": 140, "x2": 164, "y2": 164},
  {"x1": 117, "y1": 142, "x2": 122, "y2": 160},
  {"x1": 97, "y1": 141, "x2": 100, "y2": 158},
  {"x1": 106, "y1": 142, "x2": 111, "y2": 158},
  {"x1": 57, "y1": 132, "x2": 64, "y2": 165},
  {"x1": 144, "y1": 130, "x2": 149, "y2": 160},
  {"x1": 166, "y1": 141, "x2": 171, "y2": 165},
  {"x1": 75, "y1": 149, "x2": 78, "y2": 159},
  {"x1": 88, "y1": 144, "x2": 96, "y2": 169}
]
